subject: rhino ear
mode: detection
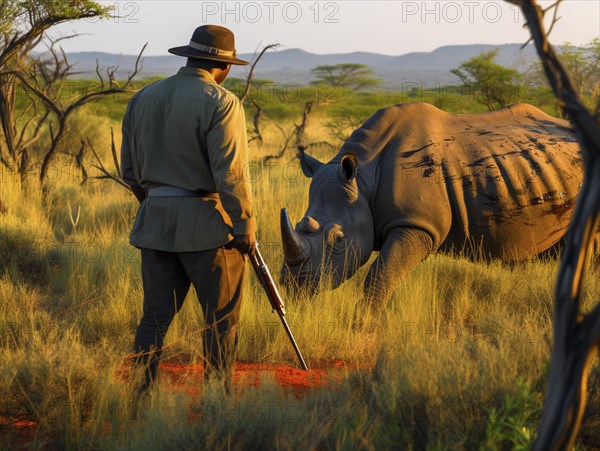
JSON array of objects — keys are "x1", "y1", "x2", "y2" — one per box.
[
  {"x1": 297, "y1": 145, "x2": 323, "y2": 178},
  {"x1": 339, "y1": 153, "x2": 358, "y2": 182}
]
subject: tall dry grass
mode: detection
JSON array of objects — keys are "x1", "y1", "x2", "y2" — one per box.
[{"x1": 0, "y1": 115, "x2": 599, "y2": 449}]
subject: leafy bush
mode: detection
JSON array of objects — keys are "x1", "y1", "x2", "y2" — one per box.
[{"x1": 483, "y1": 382, "x2": 542, "y2": 450}]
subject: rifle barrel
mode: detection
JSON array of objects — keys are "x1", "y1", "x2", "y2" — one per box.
[
  {"x1": 276, "y1": 310, "x2": 309, "y2": 370},
  {"x1": 250, "y1": 244, "x2": 309, "y2": 371}
]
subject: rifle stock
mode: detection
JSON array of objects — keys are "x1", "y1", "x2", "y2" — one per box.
[{"x1": 249, "y1": 243, "x2": 309, "y2": 371}]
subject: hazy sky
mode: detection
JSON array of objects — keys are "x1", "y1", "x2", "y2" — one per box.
[{"x1": 53, "y1": 1, "x2": 599, "y2": 56}]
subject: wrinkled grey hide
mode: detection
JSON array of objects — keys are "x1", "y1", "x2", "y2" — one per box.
[{"x1": 281, "y1": 103, "x2": 583, "y2": 302}]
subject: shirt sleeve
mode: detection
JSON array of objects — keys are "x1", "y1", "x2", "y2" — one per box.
[
  {"x1": 206, "y1": 96, "x2": 257, "y2": 236},
  {"x1": 120, "y1": 98, "x2": 146, "y2": 203},
  {"x1": 120, "y1": 99, "x2": 141, "y2": 190}
]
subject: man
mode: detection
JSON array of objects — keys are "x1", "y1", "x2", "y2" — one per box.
[{"x1": 120, "y1": 25, "x2": 256, "y2": 393}]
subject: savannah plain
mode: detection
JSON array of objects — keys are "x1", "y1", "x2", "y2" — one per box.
[{"x1": 1, "y1": 15, "x2": 600, "y2": 450}]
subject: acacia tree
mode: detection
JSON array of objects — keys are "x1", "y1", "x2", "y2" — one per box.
[
  {"x1": 309, "y1": 63, "x2": 381, "y2": 144},
  {"x1": 0, "y1": 1, "x2": 110, "y2": 68},
  {"x1": 0, "y1": 2, "x2": 106, "y2": 177},
  {"x1": 548, "y1": 40, "x2": 599, "y2": 111},
  {"x1": 451, "y1": 49, "x2": 524, "y2": 111},
  {"x1": 0, "y1": 0, "x2": 145, "y2": 206},
  {"x1": 524, "y1": 39, "x2": 600, "y2": 118},
  {"x1": 311, "y1": 63, "x2": 381, "y2": 91}
]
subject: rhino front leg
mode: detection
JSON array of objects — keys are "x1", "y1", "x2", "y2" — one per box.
[{"x1": 362, "y1": 227, "x2": 434, "y2": 305}]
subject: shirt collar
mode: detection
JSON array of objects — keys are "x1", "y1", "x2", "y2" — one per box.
[{"x1": 176, "y1": 66, "x2": 216, "y2": 82}]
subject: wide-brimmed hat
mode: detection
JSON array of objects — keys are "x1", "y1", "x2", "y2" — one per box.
[{"x1": 168, "y1": 25, "x2": 249, "y2": 66}]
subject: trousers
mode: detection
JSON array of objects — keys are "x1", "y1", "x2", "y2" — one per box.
[{"x1": 133, "y1": 246, "x2": 246, "y2": 391}]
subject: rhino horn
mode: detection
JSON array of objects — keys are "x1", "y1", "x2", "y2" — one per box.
[{"x1": 280, "y1": 208, "x2": 309, "y2": 265}]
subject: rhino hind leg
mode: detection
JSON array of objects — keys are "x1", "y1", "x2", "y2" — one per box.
[{"x1": 361, "y1": 227, "x2": 435, "y2": 306}]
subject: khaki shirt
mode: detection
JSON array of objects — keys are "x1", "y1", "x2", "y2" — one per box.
[{"x1": 121, "y1": 66, "x2": 257, "y2": 251}]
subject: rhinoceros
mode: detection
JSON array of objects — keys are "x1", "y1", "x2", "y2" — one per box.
[{"x1": 280, "y1": 102, "x2": 582, "y2": 302}]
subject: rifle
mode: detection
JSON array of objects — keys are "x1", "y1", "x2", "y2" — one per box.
[{"x1": 249, "y1": 243, "x2": 309, "y2": 371}]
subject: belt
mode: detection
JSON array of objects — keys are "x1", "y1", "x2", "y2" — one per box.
[{"x1": 147, "y1": 186, "x2": 217, "y2": 198}]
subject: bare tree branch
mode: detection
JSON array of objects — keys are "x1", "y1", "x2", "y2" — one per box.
[
  {"x1": 258, "y1": 101, "x2": 318, "y2": 163},
  {"x1": 0, "y1": 10, "x2": 102, "y2": 69},
  {"x1": 32, "y1": 42, "x2": 146, "y2": 183},
  {"x1": 262, "y1": 122, "x2": 296, "y2": 163},
  {"x1": 110, "y1": 128, "x2": 122, "y2": 179},
  {"x1": 239, "y1": 43, "x2": 280, "y2": 104},
  {"x1": 248, "y1": 99, "x2": 264, "y2": 144},
  {"x1": 518, "y1": 0, "x2": 564, "y2": 49},
  {"x1": 86, "y1": 135, "x2": 130, "y2": 191},
  {"x1": 95, "y1": 58, "x2": 104, "y2": 89}
]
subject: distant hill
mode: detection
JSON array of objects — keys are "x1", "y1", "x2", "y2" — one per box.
[{"x1": 60, "y1": 44, "x2": 540, "y2": 90}]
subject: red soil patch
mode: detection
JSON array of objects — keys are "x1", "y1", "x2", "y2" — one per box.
[
  {"x1": 232, "y1": 360, "x2": 369, "y2": 396},
  {"x1": 1, "y1": 360, "x2": 370, "y2": 448},
  {"x1": 0, "y1": 416, "x2": 38, "y2": 449},
  {"x1": 118, "y1": 359, "x2": 366, "y2": 397}
]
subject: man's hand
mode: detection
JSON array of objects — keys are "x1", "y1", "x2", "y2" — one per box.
[{"x1": 229, "y1": 234, "x2": 256, "y2": 255}]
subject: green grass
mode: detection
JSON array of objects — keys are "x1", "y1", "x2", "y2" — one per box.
[{"x1": 0, "y1": 92, "x2": 599, "y2": 449}]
